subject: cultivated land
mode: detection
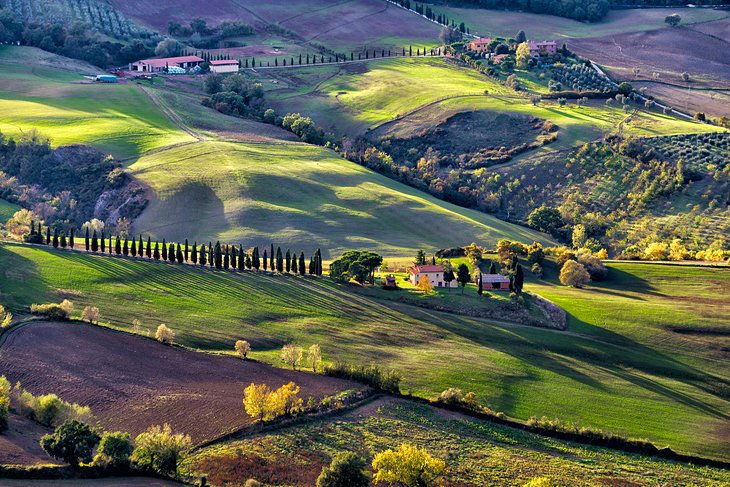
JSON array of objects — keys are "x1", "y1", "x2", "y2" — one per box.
[
  {"x1": 0, "y1": 321, "x2": 360, "y2": 447},
  {"x1": 254, "y1": 57, "x2": 720, "y2": 144},
  {"x1": 186, "y1": 398, "x2": 730, "y2": 486},
  {"x1": 0, "y1": 47, "x2": 193, "y2": 160},
  {"x1": 0, "y1": 243, "x2": 728, "y2": 461},
  {"x1": 108, "y1": 0, "x2": 440, "y2": 55}
]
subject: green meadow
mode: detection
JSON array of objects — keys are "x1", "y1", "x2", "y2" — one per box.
[
  {"x1": 128, "y1": 140, "x2": 551, "y2": 256},
  {"x1": 0, "y1": 199, "x2": 20, "y2": 223},
  {"x1": 1, "y1": 243, "x2": 728, "y2": 461},
  {"x1": 0, "y1": 46, "x2": 193, "y2": 159}
]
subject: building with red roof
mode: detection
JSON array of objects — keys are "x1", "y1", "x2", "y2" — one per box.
[
  {"x1": 130, "y1": 55, "x2": 204, "y2": 73},
  {"x1": 210, "y1": 59, "x2": 240, "y2": 74},
  {"x1": 467, "y1": 37, "x2": 492, "y2": 54},
  {"x1": 409, "y1": 264, "x2": 451, "y2": 288}
]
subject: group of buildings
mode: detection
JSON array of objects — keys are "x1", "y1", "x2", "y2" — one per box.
[
  {"x1": 466, "y1": 36, "x2": 558, "y2": 58},
  {"x1": 129, "y1": 55, "x2": 240, "y2": 74},
  {"x1": 405, "y1": 264, "x2": 510, "y2": 290}
]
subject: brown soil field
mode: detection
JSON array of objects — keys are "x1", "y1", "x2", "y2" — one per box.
[
  {"x1": 0, "y1": 321, "x2": 362, "y2": 445},
  {"x1": 689, "y1": 17, "x2": 730, "y2": 41},
  {"x1": 571, "y1": 26, "x2": 730, "y2": 87},
  {"x1": 0, "y1": 479, "x2": 182, "y2": 486},
  {"x1": 632, "y1": 82, "x2": 730, "y2": 118},
  {"x1": 0, "y1": 413, "x2": 54, "y2": 466}
]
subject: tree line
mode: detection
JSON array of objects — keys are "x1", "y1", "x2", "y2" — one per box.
[{"x1": 24, "y1": 222, "x2": 324, "y2": 276}]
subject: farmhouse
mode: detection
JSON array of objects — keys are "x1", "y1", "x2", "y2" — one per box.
[
  {"x1": 528, "y1": 41, "x2": 557, "y2": 58},
  {"x1": 467, "y1": 37, "x2": 492, "y2": 54},
  {"x1": 130, "y1": 55, "x2": 204, "y2": 73},
  {"x1": 409, "y1": 265, "x2": 451, "y2": 288},
  {"x1": 210, "y1": 59, "x2": 240, "y2": 73},
  {"x1": 479, "y1": 273, "x2": 511, "y2": 290}
]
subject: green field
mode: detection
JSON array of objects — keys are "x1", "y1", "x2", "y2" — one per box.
[
  {"x1": 128, "y1": 139, "x2": 551, "y2": 256},
  {"x1": 1, "y1": 243, "x2": 727, "y2": 461},
  {"x1": 186, "y1": 399, "x2": 730, "y2": 486},
  {"x1": 256, "y1": 57, "x2": 721, "y2": 144},
  {"x1": 0, "y1": 47, "x2": 194, "y2": 159},
  {"x1": 0, "y1": 199, "x2": 20, "y2": 223},
  {"x1": 440, "y1": 6, "x2": 730, "y2": 40}
]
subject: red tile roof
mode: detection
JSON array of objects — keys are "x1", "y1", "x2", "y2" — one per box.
[
  {"x1": 133, "y1": 56, "x2": 204, "y2": 69},
  {"x1": 210, "y1": 59, "x2": 239, "y2": 65},
  {"x1": 410, "y1": 265, "x2": 443, "y2": 274}
]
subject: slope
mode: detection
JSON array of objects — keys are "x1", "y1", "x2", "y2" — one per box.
[{"x1": 1, "y1": 243, "x2": 728, "y2": 461}]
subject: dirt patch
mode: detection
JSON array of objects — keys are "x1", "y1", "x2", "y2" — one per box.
[
  {"x1": 0, "y1": 413, "x2": 54, "y2": 466},
  {"x1": 0, "y1": 322, "x2": 361, "y2": 445}
]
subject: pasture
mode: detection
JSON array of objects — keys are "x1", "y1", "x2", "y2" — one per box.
[
  {"x1": 187, "y1": 398, "x2": 730, "y2": 486},
  {"x1": 435, "y1": 6, "x2": 729, "y2": 40},
  {"x1": 0, "y1": 199, "x2": 20, "y2": 223},
  {"x1": 0, "y1": 47, "x2": 194, "y2": 159},
  {"x1": 0, "y1": 243, "x2": 728, "y2": 460},
  {"x1": 128, "y1": 140, "x2": 552, "y2": 256}
]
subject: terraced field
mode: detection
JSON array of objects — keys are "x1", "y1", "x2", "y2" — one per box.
[{"x1": 1, "y1": 243, "x2": 728, "y2": 461}]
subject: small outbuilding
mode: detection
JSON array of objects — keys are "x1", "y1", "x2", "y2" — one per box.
[
  {"x1": 383, "y1": 275, "x2": 398, "y2": 289},
  {"x1": 95, "y1": 75, "x2": 118, "y2": 83},
  {"x1": 210, "y1": 59, "x2": 240, "y2": 74},
  {"x1": 479, "y1": 273, "x2": 511, "y2": 290}
]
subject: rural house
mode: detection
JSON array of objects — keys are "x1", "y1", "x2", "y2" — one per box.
[
  {"x1": 409, "y1": 265, "x2": 450, "y2": 288},
  {"x1": 528, "y1": 41, "x2": 557, "y2": 58},
  {"x1": 130, "y1": 55, "x2": 204, "y2": 73},
  {"x1": 210, "y1": 59, "x2": 240, "y2": 73},
  {"x1": 479, "y1": 273, "x2": 511, "y2": 290},
  {"x1": 467, "y1": 37, "x2": 492, "y2": 54}
]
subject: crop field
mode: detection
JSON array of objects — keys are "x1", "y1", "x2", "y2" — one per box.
[
  {"x1": 0, "y1": 321, "x2": 360, "y2": 444},
  {"x1": 186, "y1": 398, "x2": 730, "y2": 486},
  {"x1": 0, "y1": 243, "x2": 728, "y2": 460},
  {"x1": 255, "y1": 57, "x2": 720, "y2": 146},
  {"x1": 108, "y1": 0, "x2": 439, "y2": 54},
  {"x1": 434, "y1": 5, "x2": 729, "y2": 40},
  {"x1": 128, "y1": 140, "x2": 551, "y2": 256},
  {"x1": 0, "y1": 47, "x2": 194, "y2": 159}
]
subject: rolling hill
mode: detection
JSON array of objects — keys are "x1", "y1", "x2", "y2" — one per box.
[{"x1": 1, "y1": 243, "x2": 728, "y2": 461}]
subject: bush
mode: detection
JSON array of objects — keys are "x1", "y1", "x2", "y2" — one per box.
[
  {"x1": 372, "y1": 444, "x2": 446, "y2": 487},
  {"x1": 0, "y1": 376, "x2": 9, "y2": 432},
  {"x1": 317, "y1": 451, "x2": 369, "y2": 487},
  {"x1": 0, "y1": 305, "x2": 12, "y2": 328},
  {"x1": 523, "y1": 478, "x2": 555, "y2": 487},
  {"x1": 81, "y1": 305, "x2": 100, "y2": 323},
  {"x1": 30, "y1": 299, "x2": 73, "y2": 320},
  {"x1": 131, "y1": 424, "x2": 191, "y2": 477},
  {"x1": 94, "y1": 431, "x2": 133, "y2": 469},
  {"x1": 324, "y1": 362, "x2": 400, "y2": 393},
  {"x1": 156, "y1": 324, "x2": 174, "y2": 344},
  {"x1": 235, "y1": 339, "x2": 251, "y2": 359},
  {"x1": 40, "y1": 420, "x2": 100, "y2": 468},
  {"x1": 559, "y1": 260, "x2": 590, "y2": 288},
  {"x1": 11, "y1": 388, "x2": 92, "y2": 428}
]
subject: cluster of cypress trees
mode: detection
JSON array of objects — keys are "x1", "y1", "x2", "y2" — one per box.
[
  {"x1": 240, "y1": 46, "x2": 442, "y2": 69},
  {"x1": 26, "y1": 222, "x2": 324, "y2": 277}
]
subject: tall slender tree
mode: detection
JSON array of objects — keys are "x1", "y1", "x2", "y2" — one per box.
[
  {"x1": 168, "y1": 243, "x2": 175, "y2": 263},
  {"x1": 85, "y1": 228, "x2": 90, "y2": 251},
  {"x1": 214, "y1": 241, "x2": 222, "y2": 269},
  {"x1": 176, "y1": 243, "x2": 184, "y2": 264},
  {"x1": 291, "y1": 253, "x2": 297, "y2": 274},
  {"x1": 184, "y1": 239, "x2": 189, "y2": 262},
  {"x1": 230, "y1": 246, "x2": 237, "y2": 269},
  {"x1": 514, "y1": 264, "x2": 524, "y2": 293},
  {"x1": 270, "y1": 244, "x2": 275, "y2": 270},
  {"x1": 238, "y1": 245, "x2": 245, "y2": 270},
  {"x1": 60, "y1": 232, "x2": 67, "y2": 248},
  {"x1": 208, "y1": 243, "x2": 213, "y2": 268},
  {"x1": 153, "y1": 242, "x2": 160, "y2": 260},
  {"x1": 130, "y1": 237, "x2": 136, "y2": 256},
  {"x1": 308, "y1": 256, "x2": 315, "y2": 275},
  {"x1": 316, "y1": 249, "x2": 323, "y2": 275},
  {"x1": 199, "y1": 244, "x2": 207, "y2": 266},
  {"x1": 191, "y1": 242, "x2": 198, "y2": 264},
  {"x1": 224, "y1": 246, "x2": 230, "y2": 269},
  {"x1": 46, "y1": 226, "x2": 51, "y2": 245},
  {"x1": 263, "y1": 249, "x2": 268, "y2": 271},
  {"x1": 123, "y1": 239, "x2": 129, "y2": 256},
  {"x1": 245, "y1": 253, "x2": 252, "y2": 269},
  {"x1": 139, "y1": 235, "x2": 144, "y2": 257},
  {"x1": 162, "y1": 239, "x2": 168, "y2": 260},
  {"x1": 285, "y1": 249, "x2": 291, "y2": 273},
  {"x1": 91, "y1": 231, "x2": 99, "y2": 252},
  {"x1": 99, "y1": 231, "x2": 103, "y2": 252},
  {"x1": 145, "y1": 237, "x2": 151, "y2": 258},
  {"x1": 70, "y1": 229, "x2": 75, "y2": 249},
  {"x1": 252, "y1": 246, "x2": 260, "y2": 270},
  {"x1": 299, "y1": 252, "x2": 306, "y2": 276},
  {"x1": 276, "y1": 247, "x2": 283, "y2": 273},
  {"x1": 115, "y1": 236, "x2": 122, "y2": 255}
]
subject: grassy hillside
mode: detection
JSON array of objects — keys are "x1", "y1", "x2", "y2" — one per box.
[
  {"x1": 256, "y1": 57, "x2": 720, "y2": 143},
  {"x1": 129, "y1": 139, "x2": 552, "y2": 256},
  {"x1": 186, "y1": 398, "x2": 730, "y2": 486},
  {"x1": 1, "y1": 243, "x2": 728, "y2": 460},
  {"x1": 0, "y1": 46, "x2": 193, "y2": 159},
  {"x1": 0, "y1": 199, "x2": 20, "y2": 223}
]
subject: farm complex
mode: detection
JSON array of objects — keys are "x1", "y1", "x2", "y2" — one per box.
[{"x1": 0, "y1": 0, "x2": 728, "y2": 486}]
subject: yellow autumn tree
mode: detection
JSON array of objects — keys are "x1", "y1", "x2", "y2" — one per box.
[
  {"x1": 0, "y1": 305, "x2": 12, "y2": 328},
  {"x1": 372, "y1": 444, "x2": 446, "y2": 487},
  {"x1": 559, "y1": 260, "x2": 590, "y2": 288},
  {"x1": 281, "y1": 344, "x2": 303, "y2": 370},
  {"x1": 516, "y1": 42, "x2": 531, "y2": 68},
  {"x1": 242, "y1": 383, "x2": 274, "y2": 422},
  {"x1": 235, "y1": 340, "x2": 251, "y2": 359},
  {"x1": 644, "y1": 242, "x2": 669, "y2": 261},
  {"x1": 269, "y1": 381, "x2": 302, "y2": 416},
  {"x1": 415, "y1": 275, "x2": 433, "y2": 294}
]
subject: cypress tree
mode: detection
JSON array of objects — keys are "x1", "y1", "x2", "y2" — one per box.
[
  {"x1": 199, "y1": 244, "x2": 207, "y2": 266},
  {"x1": 270, "y1": 244, "x2": 275, "y2": 270},
  {"x1": 285, "y1": 249, "x2": 291, "y2": 273},
  {"x1": 176, "y1": 243, "x2": 183, "y2": 264},
  {"x1": 230, "y1": 245, "x2": 237, "y2": 269},
  {"x1": 30, "y1": 220, "x2": 35, "y2": 235},
  {"x1": 316, "y1": 249, "x2": 323, "y2": 275},
  {"x1": 245, "y1": 253, "x2": 252, "y2": 269},
  {"x1": 208, "y1": 243, "x2": 213, "y2": 268},
  {"x1": 263, "y1": 249, "x2": 268, "y2": 271},
  {"x1": 162, "y1": 239, "x2": 168, "y2": 260},
  {"x1": 153, "y1": 242, "x2": 160, "y2": 260},
  {"x1": 489, "y1": 261, "x2": 498, "y2": 274},
  {"x1": 123, "y1": 239, "x2": 129, "y2": 256},
  {"x1": 276, "y1": 247, "x2": 283, "y2": 273},
  {"x1": 91, "y1": 231, "x2": 99, "y2": 252},
  {"x1": 184, "y1": 239, "x2": 189, "y2": 262},
  {"x1": 214, "y1": 241, "x2": 222, "y2": 269},
  {"x1": 224, "y1": 245, "x2": 230, "y2": 269},
  {"x1": 168, "y1": 243, "x2": 175, "y2": 263},
  {"x1": 299, "y1": 252, "x2": 306, "y2": 275},
  {"x1": 191, "y1": 242, "x2": 198, "y2": 264},
  {"x1": 291, "y1": 253, "x2": 297, "y2": 274},
  {"x1": 478, "y1": 273, "x2": 483, "y2": 295},
  {"x1": 60, "y1": 232, "x2": 67, "y2": 248},
  {"x1": 99, "y1": 231, "x2": 103, "y2": 252},
  {"x1": 139, "y1": 235, "x2": 144, "y2": 256},
  {"x1": 146, "y1": 237, "x2": 152, "y2": 258},
  {"x1": 115, "y1": 236, "x2": 121, "y2": 255},
  {"x1": 130, "y1": 237, "x2": 136, "y2": 256},
  {"x1": 85, "y1": 228, "x2": 90, "y2": 251},
  {"x1": 238, "y1": 245, "x2": 245, "y2": 270},
  {"x1": 252, "y1": 246, "x2": 260, "y2": 270},
  {"x1": 308, "y1": 256, "x2": 314, "y2": 275},
  {"x1": 514, "y1": 264, "x2": 524, "y2": 293},
  {"x1": 46, "y1": 226, "x2": 51, "y2": 245},
  {"x1": 52, "y1": 228, "x2": 59, "y2": 248}
]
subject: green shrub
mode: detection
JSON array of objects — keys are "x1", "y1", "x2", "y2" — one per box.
[
  {"x1": 30, "y1": 300, "x2": 73, "y2": 320},
  {"x1": 131, "y1": 424, "x2": 191, "y2": 477},
  {"x1": 316, "y1": 451, "x2": 369, "y2": 487},
  {"x1": 40, "y1": 420, "x2": 100, "y2": 468},
  {"x1": 94, "y1": 431, "x2": 133, "y2": 469},
  {"x1": 324, "y1": 362, "x2": 400, "y2": 393},
  {"x1": 11, "y1": 387, "x2": 92, "y2": 428}
]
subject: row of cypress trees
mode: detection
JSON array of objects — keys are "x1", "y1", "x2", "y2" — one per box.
[{"x1": 27, "y1": 221, "x2": 324, "y2": 276}]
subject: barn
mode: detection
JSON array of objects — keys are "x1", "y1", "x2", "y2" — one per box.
[
  {"x1": 210, "y1": 59, "x2": 240, "y2": 74},
  {"x1": 130, "y1": 55, "x2": 204, "y2": 73}
]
